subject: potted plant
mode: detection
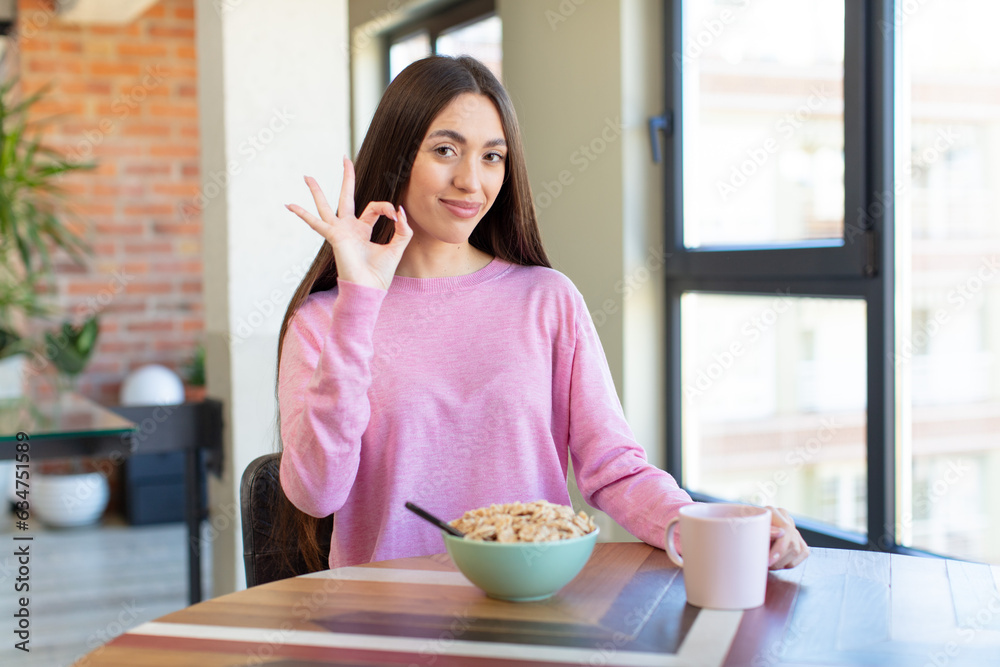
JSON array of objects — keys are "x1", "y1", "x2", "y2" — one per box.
[
  {"x1": 45, "y1": 314, "x2": 100, "y2": 395},
  {"x1": 20, "y1": 304, "x2": 107, "y2": 530},
  {"x1": 0, "y1": 76, "x2": 108, "y2": 526},
  {"x1": 182, "y1": 343, "x2": 206, "y2": 402},
  {"x1": 0, "y1": 76, "x2": 95, "y2": 397}
]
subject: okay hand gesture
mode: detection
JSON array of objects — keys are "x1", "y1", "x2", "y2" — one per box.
[{"x1": 286, "y1": 157, "x2": 412, "y2": 291}]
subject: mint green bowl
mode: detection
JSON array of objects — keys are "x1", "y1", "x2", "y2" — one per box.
[{"x1": 442, "y1": 527, "x2": 599, "y2": 602}]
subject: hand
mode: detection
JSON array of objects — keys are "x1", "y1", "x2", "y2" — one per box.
[
  {"x1": 286, "y1": 156, "x2": 413, "y2": 291},
  {"x1": 767, "y1": 506, "x2": 809, "y2": 569}
]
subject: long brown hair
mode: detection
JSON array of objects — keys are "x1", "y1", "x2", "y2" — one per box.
[{"x1": 272, "y1": 56, "x2": 551, "y2": 574}]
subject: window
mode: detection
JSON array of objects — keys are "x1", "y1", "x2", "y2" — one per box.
[
  {"x1": 386, "y1": 0, "x2": 501, "y2": 82},
  {"x1": 681, "y1": 293, "x2": 867, "y2": 533},
  {"x1": 681, "y1": 0, "x2": 845, "y2": 248},
  {"x1": 664, "y1": 0, "x2": 999, "y2": 563},
  {"x1": 898, "y1": 0, "x2": 1000, "y2": 563},
  {"x1": 664, "y1": 0, "x2": 880, "y2": 552}
]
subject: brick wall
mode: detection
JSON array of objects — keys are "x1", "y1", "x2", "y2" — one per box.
[{"x1": 16, "y1": 0, "x2": 202, "y2": 405}]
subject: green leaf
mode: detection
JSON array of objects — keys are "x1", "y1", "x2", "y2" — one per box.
[
  {"x1": 75, "y1": 316, "x2": 99, "y2": 354},
  {"x1": 0, "y1": 74, "x2": 97, "y2": 326},
  {"x1": 44, "y1": 316, "x2": 100, "y2": 376}
]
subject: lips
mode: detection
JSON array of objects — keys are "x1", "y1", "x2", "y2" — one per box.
[{"x1": 440, "y1": 199, "x2": 482, "y2": 219}]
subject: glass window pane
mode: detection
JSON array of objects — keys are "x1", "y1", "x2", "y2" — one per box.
[
  {"x1": 681, "y1": 293, "x2": 867, "y2": 533},
  {"x1": 389, "y1": 31, "x2": 431, "y2": 82},
  {"x1": 681, "y1": 0, "x2": 845, "y2": 247},
  {"x1": 899, "y1": 0, "x2": 1000, "y2": 563},
  {"x1": 435, "y1": 15, "x2": 502, "y2": 82}
]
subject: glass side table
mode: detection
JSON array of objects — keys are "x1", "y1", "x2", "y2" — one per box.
[
  {"x1": 0, "y1": 392, "x2": 137, "y2": 459},
  {"x1": 1, "y1": 392, "x2": 223, "y2": 604}
]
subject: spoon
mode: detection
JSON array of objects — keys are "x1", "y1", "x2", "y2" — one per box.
[{"x1": 405, "y1": 501, "x2": 465, "y2": 538}]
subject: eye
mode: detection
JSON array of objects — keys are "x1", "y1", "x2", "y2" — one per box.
[
  {"x1": 434, "y1": 146, "x2": 456, "y2": 157},
  {"x1": 484, "y1": 151, "x2": 506, "y2": 164}
]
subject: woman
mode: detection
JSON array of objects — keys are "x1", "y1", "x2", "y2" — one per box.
[{"x1": 277, "y1": 55, "x2": 808, "y2": 571}]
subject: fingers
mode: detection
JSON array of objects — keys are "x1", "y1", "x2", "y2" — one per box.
[
  {"x1": 338, "y1": 156, "x2": 356, "y2": 220},
  {"x1": 768, "y1": 506, "x2": 792, "y2": 529},
  {"x1": 301, "y1": 167, "x2": 397, "y2": 230},
  {"x1": 769, "y1": 535, "x2": 791, "y2": 568},
  {"x1": 789, "y1": 543, "x2": 810, "y2": 568},
  {"x1": 767, "y1": 506, "x2": 810, "y2": 569},
  {"x1": 358, "y1": 201, "x2": 399, "y2": 227},
  {"x1": 390, "y1": 206, "x2": 413, "y2": 247},
  {"x1": 304, "y1": 175, "x2": 337, "y2": 221},
  {"x1": 285, "y1": 203, "x2": 331, "y2": 238},
  {"x1": 770, "y1": 535, "x2": 809, "y2": 569}
]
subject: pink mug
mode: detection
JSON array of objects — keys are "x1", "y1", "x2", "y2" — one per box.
[{"x1": 665, "y1": 503, "x2": 771, "y2": 609}]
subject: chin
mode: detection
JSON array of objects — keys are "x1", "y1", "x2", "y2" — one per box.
[{"x1": 423, "y1": 222, "x2": 483, "y2": 246}]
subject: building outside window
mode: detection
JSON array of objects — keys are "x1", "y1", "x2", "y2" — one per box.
[{"x1": 668, "y1": 0, "x2": 1000, "y2": 564}]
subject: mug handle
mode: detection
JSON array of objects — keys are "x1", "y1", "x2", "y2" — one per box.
[{"x1": 665, "y1": 517, "x2": 683, "y2": 568}]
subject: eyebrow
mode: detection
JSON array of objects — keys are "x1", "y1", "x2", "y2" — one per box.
[{"x1": 426, "y1": 128, "x2": 506, "y2": 149}]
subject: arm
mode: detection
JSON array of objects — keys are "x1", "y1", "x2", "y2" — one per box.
[
  {"x1": 563, "y1": 292, "x2": 808, "y2": 566},
  {"x1": 278, "y1": 281, "x2": 387, "y2": 517},
  {"x1": 280, "y1": 157, "x2": 412, "y2": 517},
  {"x1": 564, "y1": 299, "x2": 694, "y2": 550}
]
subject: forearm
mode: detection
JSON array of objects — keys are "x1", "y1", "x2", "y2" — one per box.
[
  {"x1": 278, "y1": 281, "x2": 385, "y2": 517},
  {"x1": 566, "y1": 298, "x2": 694, "y2": 549},
  {"x1": 584, "y1": 463, "x2": 694, "y2": 550}
]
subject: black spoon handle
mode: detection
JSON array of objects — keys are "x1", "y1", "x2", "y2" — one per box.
[{"x1": 405, "y1": 501, "x2": 464, "y2": 538}]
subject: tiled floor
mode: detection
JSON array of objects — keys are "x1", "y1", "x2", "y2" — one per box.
[{"x1": 0, "y1": 512, "x2": 210, "y2": 666}]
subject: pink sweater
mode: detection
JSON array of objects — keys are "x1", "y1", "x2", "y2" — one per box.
[{"x1": 278, "y1": 258, "x2": 692, "y2": 568}]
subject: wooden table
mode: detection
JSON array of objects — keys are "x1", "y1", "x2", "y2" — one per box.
[{"x1": 77, "y1": 544, "x2": 1000, "y2": 666}]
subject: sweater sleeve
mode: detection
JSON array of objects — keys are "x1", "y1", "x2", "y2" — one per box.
[
  {"x1": 278, "y1": 281, "x2": 387, "y2": 518},
  {"x1": 565, "y1": 297, "x2": 694, "y2": 550}
]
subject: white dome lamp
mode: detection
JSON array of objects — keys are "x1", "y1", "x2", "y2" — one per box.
[{"x1": 119, "y1": 364, "x2": 186, "y2": 406}]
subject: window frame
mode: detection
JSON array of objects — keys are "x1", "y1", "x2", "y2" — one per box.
[
  {"x1": 383, "y1": 0, "x2": 496, "y2": 85},
  {"x1": 661, "y1": 0, "x2": 913, "y2": 553}
]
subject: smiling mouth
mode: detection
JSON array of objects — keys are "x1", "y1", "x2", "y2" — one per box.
[{"x1": 440, "y1": 199, "x2": 482, "y2": 219}]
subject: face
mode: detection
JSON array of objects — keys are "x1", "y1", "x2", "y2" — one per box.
[{"x1": 401, "y1": 93, "x2": 507, "y2": 247}]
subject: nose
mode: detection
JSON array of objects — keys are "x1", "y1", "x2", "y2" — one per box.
[{"x1": 452, "y1": 155, "x2": 481, "y2": 192}]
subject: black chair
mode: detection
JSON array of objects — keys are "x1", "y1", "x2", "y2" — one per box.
[{"x1": 239, "y1": 453, "x2": 334, "y2": 587}]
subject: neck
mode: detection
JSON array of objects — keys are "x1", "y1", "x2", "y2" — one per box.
[{"x1": 395, "y1": 241, "x2": 494, "y2": 279}]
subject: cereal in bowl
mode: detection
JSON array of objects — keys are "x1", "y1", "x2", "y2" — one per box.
[{"x1": 449, "y1": 500, "x2": 597, "y2": 542}]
